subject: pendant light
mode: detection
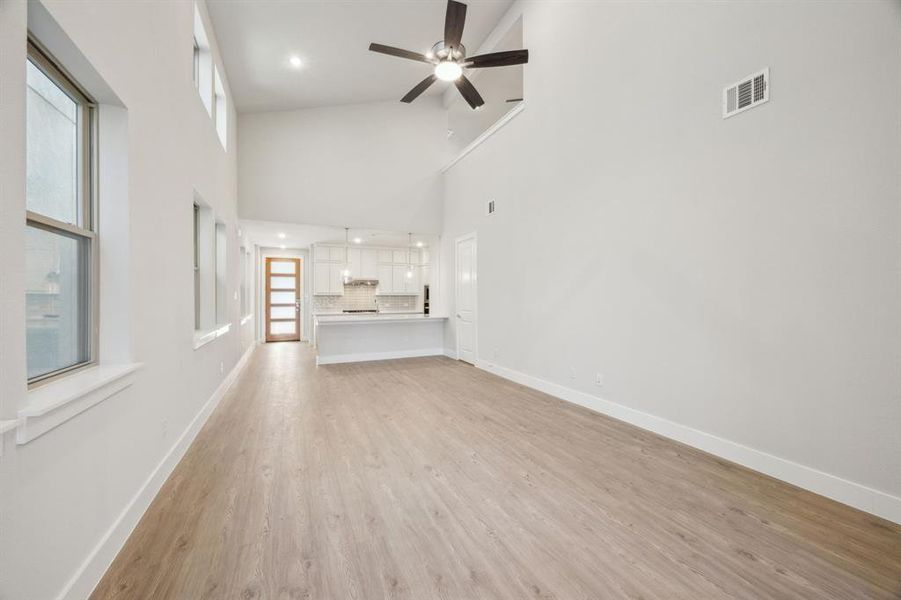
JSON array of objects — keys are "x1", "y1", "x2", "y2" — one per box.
[
  {"x1": 406, "y1": 233, "x2": 414, "y2": 279},
  {"x1": 342, "y1": 227, "x2": 351, "y2": 279}
]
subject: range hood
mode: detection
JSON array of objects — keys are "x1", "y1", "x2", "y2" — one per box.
[{"x1": 344, "y1": 278, "x2": 379, "y2": 286}]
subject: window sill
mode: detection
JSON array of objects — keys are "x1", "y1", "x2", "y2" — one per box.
[
  {"x1": 193, "y1": 323, "x2": 231, "y2": 350},
  {"x1": 240, "y1": 314, "x2": 253, "y2": 326},
  {"x1": 18, "y1": 363, "x2": 143, "y2": 445}
]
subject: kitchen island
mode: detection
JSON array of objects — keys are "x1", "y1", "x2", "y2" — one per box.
[{"x1": 314, "y1": 313, "x2": 447, "y2": 365}]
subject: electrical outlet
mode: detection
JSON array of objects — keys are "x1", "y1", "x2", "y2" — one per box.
[
  {"x1": 595, "y1": 373, "x2": 605, "y2": 386},
  {"x1": 220, "y1": 361, "x2": 224, "y2": 374},
  {"x1": 570, "y1": 367, "x2": 577, "y2": 380}
]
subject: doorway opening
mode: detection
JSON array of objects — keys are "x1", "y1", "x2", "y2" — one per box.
[
  {"x1": 455, "y1": 232, "x2": 477, "y2": 364},
  {"x1": 265, "y1": 257, "x2": 301, "y2": 342}
]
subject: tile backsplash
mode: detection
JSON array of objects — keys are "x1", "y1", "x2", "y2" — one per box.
[{"x1": 313, "y1": 285, "x2": 420, "y2": 313}]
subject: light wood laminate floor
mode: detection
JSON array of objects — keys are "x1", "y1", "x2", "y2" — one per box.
[{"x1": 93, "y1": 343, "x2": 901, "y2": 599}]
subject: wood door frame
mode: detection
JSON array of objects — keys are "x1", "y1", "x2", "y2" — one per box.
[
  {"x1": 265, "y1": 257, "x2": 301, "y2": 343},
  {"x1": 454, "y1": 232, "x2": 477, "y2": 363}
]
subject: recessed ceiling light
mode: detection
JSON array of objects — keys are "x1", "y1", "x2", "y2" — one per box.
[
  {"x1": 280, "y1": 244, "x2": 286, "y2": 249},
  {"x1": 289, "y1": 56, "x2": 302, "y2": 68},
  {"x1": 277, "y1": 232, "x2": 286, "y2": 239},
  {"x1": 353, "y1": 237, "x2": 363, "y2": 244},
  {"x1": 416, "y1": 241, "x2": 424, "y2": 248}
]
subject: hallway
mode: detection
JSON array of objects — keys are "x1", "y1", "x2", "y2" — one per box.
[{"x1": 91, "y1": 343, "x2": 901, "y2": 599}]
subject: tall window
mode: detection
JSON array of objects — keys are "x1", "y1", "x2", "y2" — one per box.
[
  {"x1": 192, "y1": 36, "x2": 200, "y2": 91},
  {"x1": 25, "y1": 41, "x2": 97, "y2": 383},
  {"x1": 213, "y1": 67, "x2": 227, "y2": 149},
  {"x1": 215, "y1": 222, "x2": 227, "y2": 325},
  {"x1": 240, "y1": 246, "x2": 248, "y2": 318},
  {"x1": 193, "y1": 203, "x2": 201, "y2": 329}
]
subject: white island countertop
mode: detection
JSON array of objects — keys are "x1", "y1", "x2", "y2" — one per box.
[{"x1": 316, "y1": 313, "x2": 447, "y2": 325}]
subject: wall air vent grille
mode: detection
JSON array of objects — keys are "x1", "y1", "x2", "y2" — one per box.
[
  {"x1": 486, "y1": 199, "x2": 496, "y2": 216},
  {"x1": 723, "y1": 68, "x2": 769, "y2": 119}
]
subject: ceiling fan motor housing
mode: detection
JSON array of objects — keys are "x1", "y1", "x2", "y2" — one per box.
[{"x1": 429, "y1": 41, "x2": 466, "y2": 62}]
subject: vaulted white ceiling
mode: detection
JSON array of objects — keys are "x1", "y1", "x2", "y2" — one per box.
[{"x1": 207, "y1": 0, "x2": 514, "y2": 113}]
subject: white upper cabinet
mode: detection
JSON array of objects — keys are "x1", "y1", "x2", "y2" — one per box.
[
  {"x1": 313, "y1": 245, "x2": 331, "y2": 262},
  {"x1": 347, "y1": 248, "x2": 361, "y2": 278},
  {"x1": 405, "y1": 267, "x2": 421, "y2": 293},
  {"x1": 361, "y1": 249, "x2": 378, "y2": 279},
  {"x1": 313, "y1": 253, "x2": 345, "y2": 296},
  {"x1": 330, "y1": 246, "x2": 346, "y2": 263},
  {"x1": 376, "y1": 264, "x2": 393, "y2": 294},
  {"x1": 313, "y1": 262, "x2": 332, "y2": 295},
  {"x1": 314, "y1": 243, "x2": 427, "y2": 295}
]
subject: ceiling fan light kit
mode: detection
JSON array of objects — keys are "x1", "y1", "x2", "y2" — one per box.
[{"x1": 368, "y1": 0, "x2": 529, "y2": 110}]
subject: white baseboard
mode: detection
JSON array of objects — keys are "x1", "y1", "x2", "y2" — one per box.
[
  {"x1": 476, "y1": 360, "x2": 901, "y2": 525},
  {"x1": 316, "y1": 348, "x2": 445, "y2": 366},
  {"x1": 59, "y1": 343, "x2": 257, "y2": 600},
  {"x1": 443, "y1": 348, "x2": 458, "y2": 360}
]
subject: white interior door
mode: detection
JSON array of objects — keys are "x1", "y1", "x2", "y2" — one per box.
[{"x1": 455, "y1": 233, "x2": 477, "y2": 364}]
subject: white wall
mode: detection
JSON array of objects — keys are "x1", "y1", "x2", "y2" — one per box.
[
  {"x1": 0, "y1": 1, "x2": 253, "y2": 598},
  {"x1": 442, "y1": 0, "x2": 901, "y2": 520},
  {"x1": 238, "y1": 97, "x2": 448, "y2": 233}
]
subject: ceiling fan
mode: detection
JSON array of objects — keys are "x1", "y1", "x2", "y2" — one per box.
[{"x1": 368, "y1": 0, "x2": 529, "y2": 110}]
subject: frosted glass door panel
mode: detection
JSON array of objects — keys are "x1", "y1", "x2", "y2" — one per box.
[
  {"x1": 270, "y1": 261, "x2": 295, "y2": 275},
  {"x1": 270, "y1": 306, "x2": 295, "y2": 319},
  {"x1": 270, "y1": 321, "x2": 296, "y2": 335},
  {"x1": 270, "y1": 276, "x2": 296, "y2": 290},
  {"x1": 271, "y1": 291, "x2": 295, "y2": 305}
]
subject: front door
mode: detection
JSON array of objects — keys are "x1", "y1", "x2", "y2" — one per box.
[
  {"x1": 455, "y1": 233, "x2": 477, "y2": 364},
  {"x1": 265, "y1": 257, "x2": 301, "y2": 342}
]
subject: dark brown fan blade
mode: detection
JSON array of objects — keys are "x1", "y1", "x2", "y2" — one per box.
[
  {"x1": 444, "y1": 0, "x2": 467, "y2": 50},
  {"x1": 401, "y1": 75, "x2": 438, "y2": 103},
  {"x1": 454, "y1": 75, "x2": 484, "y2": 109},
  {"x1": 369, "y1": 43, "x2": 432, "y2": 63},
  {"x1": 467, "y1": 49, "x2": 529, "y2": 68}
]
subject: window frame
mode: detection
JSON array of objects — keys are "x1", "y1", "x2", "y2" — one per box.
[
  {"x1": 192, "y1": 36, "x2": 200, "y2": 91},
  {"x1": 25, "y1": 38, "x2": 100, "y2": 387},
  {"x1": 193, "y1": 203, "x2": 201, "y2": 330}
]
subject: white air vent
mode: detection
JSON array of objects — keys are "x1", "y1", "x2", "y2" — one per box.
[
  {"x1": 723, "y1": 68, "x2": 769, "y2": 119},
  {"x1": 486, "y1": 199, "x2": 496, "y2": 216}
]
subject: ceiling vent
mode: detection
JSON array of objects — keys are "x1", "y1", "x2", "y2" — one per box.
[
  {"x1": 486, "y1": 199, "x2": 496, "y2": 216},
  {"x1": 723, "y1": 68, "x2": 769, "y2": 119}
]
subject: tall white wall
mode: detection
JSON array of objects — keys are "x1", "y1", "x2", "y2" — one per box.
[
  {"x1": 238, "y1": 97, "x2": 448, "y2": 233},
  {"x1": 0, "y1": 1, "x2": 253, "y2": 598},
  {"x1": 442, "y1": 0, "x2": 901, "y2": 518}
]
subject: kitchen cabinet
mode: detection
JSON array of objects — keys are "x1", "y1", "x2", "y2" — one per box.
[
  {"x1": 313, "y1": 262, "x2": 345, "y2": 295},
  {"x1": 377, "y1": 265, "x2": 393, "y2": 292},
  {"x1": 313, "y1": 245, "x2": 331, "y2": 262},
  {"x1": 330, "y1": 246, "x2": 346, "y2": 262},
  {"x1": 404, "y1": 267, "x2": 421, "y2": 293},
  {"x1": 361, "y1": 249, "x2": 378, "y2": 279},
  {"x1": 347, "y1": 248, "x2": 378, "y2": 280},
  {"x1": 376, "y1": 264, "x2": 419, "y2": 295},
  {"x1": 348, "y1": 248, "x2": 361, "y2": 278},
  {"x1": 315, "y1": 243, "x2": 427, "y2": 295}
]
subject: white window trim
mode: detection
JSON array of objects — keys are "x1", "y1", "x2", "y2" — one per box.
[
  {"x1": 16, "y1": 362, "x2": 142, "y2": 445},
  {"x1": 193, "y1": 322, "x2": 231, "y2": 351}
]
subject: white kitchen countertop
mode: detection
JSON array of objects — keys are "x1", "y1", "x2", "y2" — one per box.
[{"x1": 316, "y1": 313, "x2": 447, "y2": 325}]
